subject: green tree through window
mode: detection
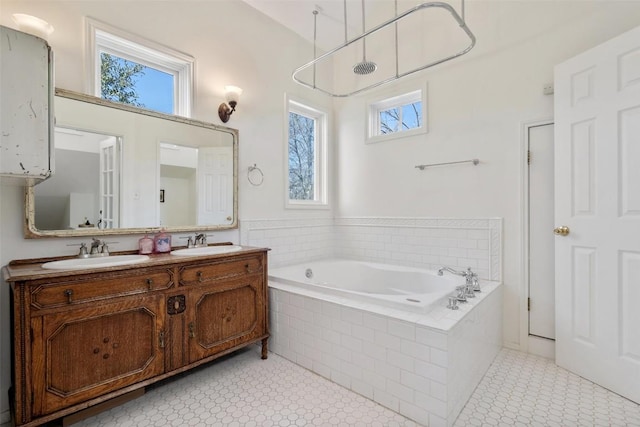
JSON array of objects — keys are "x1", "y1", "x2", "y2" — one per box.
[
  {"x1": 100, "y1": 53, "x2": 146, "y2": 107},
  {"x1": 288, "y1": 112, "x2": 315, "y2": 200}
]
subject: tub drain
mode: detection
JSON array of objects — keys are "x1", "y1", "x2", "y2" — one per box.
[{"x1": 305, "y1": 268, "x2": 313, "y2": 279}]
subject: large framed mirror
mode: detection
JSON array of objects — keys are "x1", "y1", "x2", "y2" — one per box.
[{"x1": 25, "y1": 89, "x2": 238, "y2": 238}]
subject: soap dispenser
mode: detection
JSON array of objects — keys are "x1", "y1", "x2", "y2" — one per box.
[
  {"x1": 154, "y1": 230, "x2": 172, "y2": 253},
  {"x1": 138, "y1": 235, "x2": 154, "y2": 255}
]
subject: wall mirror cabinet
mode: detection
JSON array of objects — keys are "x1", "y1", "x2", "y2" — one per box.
[{"x1": 25, "y1": 89, "x2": 238, "y2": 238}]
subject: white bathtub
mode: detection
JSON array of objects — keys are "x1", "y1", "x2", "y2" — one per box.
[
  {"x1": 267, "y1": 258, "x2": 503, "y2": 426},
  {"x1": 268, "y1": 259, "x2": 461, "y2": 313}
]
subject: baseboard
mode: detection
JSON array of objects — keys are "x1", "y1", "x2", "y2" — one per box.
[
  {"x1": 527, "y1": 335, "x2": 555, "y2": 360},
  {"x1": 502, "y1": 341, "x2": 522, "y2": 351}
]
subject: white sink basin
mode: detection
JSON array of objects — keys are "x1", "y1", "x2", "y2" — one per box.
[
  {"x1": 171, "y1": 245, "x2": 243, "y2": 257},
  {"x1": 42, "y1": 254, "x2": 150, "y2": 270}
]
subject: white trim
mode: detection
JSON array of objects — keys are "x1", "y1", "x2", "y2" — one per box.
[
  {"x1": 520, "y1": 118, "x2": 554, "y2": 354},
  {"x1": 85, "y1": 18, "x2": 194, "y2": 117},
  {"x1": 284, "y1": 94, "x2": 330, "y2": 210},
  {"x1": 366, "y1": 83, "x2": 428, "y2": 144}
]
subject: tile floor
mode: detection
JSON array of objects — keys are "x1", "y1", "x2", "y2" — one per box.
[
  {"x1": 3, "y1": 346, "x2": 639, "y2": 426},
  {"x1": 453, "y1": 349, "x2": 640, "y2": 427}
]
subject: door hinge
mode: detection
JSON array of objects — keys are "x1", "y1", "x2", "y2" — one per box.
[
  {"x1": 527, "y1": 150, "x2": 531, "y2": 165},
  {"x1": 528, "y1": 297, "x2": 531, "y2": 311}
]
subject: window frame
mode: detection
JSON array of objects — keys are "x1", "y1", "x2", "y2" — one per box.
[
  {"x1": 86, "y1": 18, "x2": 194, "y2": 117},
  {"x1": 285, "y1": 94, "x2": 329, "y2": 210},
  {"x1": 366, "y1": 84, "x2": 428, "y2": 144}
]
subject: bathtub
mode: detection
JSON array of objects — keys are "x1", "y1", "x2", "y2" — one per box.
[
  {"x1": 267, "y1": 258, "x2": 503, "y2": 426},
  {"x1": 268, "y1": 259, "x2": 461, "y2": 313}
]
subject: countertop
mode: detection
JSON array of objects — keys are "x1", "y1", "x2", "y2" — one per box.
[{"x1": 3, "y1": 244, "x2": 268, "y2": 282}]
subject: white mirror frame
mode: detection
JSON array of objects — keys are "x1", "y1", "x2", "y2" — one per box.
[{"x1": 24, "y1": 88, "x2": 238, "y2": 238}]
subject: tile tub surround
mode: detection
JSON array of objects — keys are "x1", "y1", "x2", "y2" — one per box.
[
  {"x1": 241, "y1": 217, "x2": 502, "y2": 281},
  {"x1": 268, "y1": 279, "x2": 503, "y2": 427}
]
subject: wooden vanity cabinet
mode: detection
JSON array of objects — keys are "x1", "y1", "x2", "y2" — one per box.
[{"x1": 5, "y1": 248, "x2": 269, "y2": 427}]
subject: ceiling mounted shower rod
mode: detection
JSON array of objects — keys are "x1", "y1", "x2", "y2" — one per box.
[{"x1": 293, "y1": 0, "x2": 476, "y2": 97}]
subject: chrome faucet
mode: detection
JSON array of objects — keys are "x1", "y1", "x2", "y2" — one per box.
[
  {"x1": 439, "y1": 266, "x2": 481, "y2": 293},
  {"x1": 194, "y1": 233, "x2": 208, "y2": 247},
  {"x1": 88, "y1": 238, "x2": 110, "y2": 257},
  {"x1": 438, "y1": 266, "x2": 468, "y2": 277}
]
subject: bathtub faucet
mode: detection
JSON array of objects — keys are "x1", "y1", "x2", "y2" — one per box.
[
  {"x1": 438, "y1": 266, "x2": 481, "y2": 293},
  {"x1": 438, "y1": 266, "x2": 467, "y2": 277}
]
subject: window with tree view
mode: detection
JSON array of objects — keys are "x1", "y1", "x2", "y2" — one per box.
[
  {"x1": 368, "y1": 88, "x2": 427, "y2": 142},
  {"x1": 100, "y1": 53, "x2": 174, "y2": 114},
  {"x1": 287, "y1": 99, "x2": 327, "y2": 207},
  {"x1": 89, "y1": 19, "x2": 193, "y2": 116}
]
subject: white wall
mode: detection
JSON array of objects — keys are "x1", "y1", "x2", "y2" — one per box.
[
  {"x1": 0, "y1": 0, "x2": 334, "y2": 418},
  {"x1": 333, "y1": 1, "x2": 640, "y2": 352}
]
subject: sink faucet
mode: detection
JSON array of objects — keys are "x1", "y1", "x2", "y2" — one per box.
[
  {"x1": 194, "y1": 233, "x2": 207, "y2": 247},
  {"x1": 88, "y1": 238, "x2": 110, "y2": 257}
]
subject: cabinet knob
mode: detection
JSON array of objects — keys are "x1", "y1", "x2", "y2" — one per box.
[
  {"x1": 146, "y1": 278, "x2": 154, "y2": 290},
  {"x1": 64, "y1": 289, "x2": 73, "y2": 304},
  {"x1": 159, "y1": 330, "x2": 165, "y2": 348},
  {"x1": 196, "y1": 271, "x2": 203, "y2": 282},
  {"x1": 188, "y1": 322, "x2": 196, "y2": 338}
]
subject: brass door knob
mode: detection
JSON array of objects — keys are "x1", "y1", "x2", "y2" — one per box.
[{"x1": 554, "y1": 226, "x2": 570, "y2": 236}]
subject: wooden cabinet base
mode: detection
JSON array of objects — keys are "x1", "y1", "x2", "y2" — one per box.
[
  {"x1": 4, "y1": 248, "x2": 269, "y2": 427},
  {"x1": 62, "y1": 388, "x2": 145, "y2": 427}
]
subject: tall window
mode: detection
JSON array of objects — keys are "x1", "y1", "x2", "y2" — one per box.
[
  {"x1": 87, "y1": 19, "x2": 193, "y2": 116},
  {"x1": 367, "y1": 86, "x2": 427, "y2": 143},
  {"x1": 286, "y1": 97, "x2": 328, "y2": 208}
]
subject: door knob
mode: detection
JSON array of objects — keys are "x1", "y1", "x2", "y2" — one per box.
[{"x1": 554, "y1": 226, "x2": 570, "y2": 236}]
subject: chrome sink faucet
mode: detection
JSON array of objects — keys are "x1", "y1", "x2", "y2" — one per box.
[
  {"x1": 69, "y1": 239, "x2": 113, "y2": 258},
  {"x1": 194, "y1": 233, "x2": 207, "y2": 247},
  {"x1": 89, "y1": 238, "x2": 110, "y2": 257}
]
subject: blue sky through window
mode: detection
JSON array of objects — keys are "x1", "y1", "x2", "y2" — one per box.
[
  {"x1": 103, "y1": 55, "x2": 174, "y2": 114},
  {"x1": 135, "y1": 65, "x2": 174, "y2": 114}
]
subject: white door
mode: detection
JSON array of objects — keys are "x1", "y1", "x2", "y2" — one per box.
[
  {"x1": 528, "y1": 123, "x2": 555, "y2": 340},
  {"x1": 196, "y1": 147, "x2": 233, "y2": 225},
  {"x1": 99, "y1": 137, "x2": 119, "y2": 229},
  {"x1": 554, "y1": 25, "x2": 640, "y2": 404}
]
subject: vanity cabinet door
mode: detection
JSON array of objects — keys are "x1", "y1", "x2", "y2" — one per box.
[
  {"x1": 187, "y1": 274, "x2": 266, "y2": 363},
  {"x1": 30, "y1": 294, "x2": 165, "y2": 416}
]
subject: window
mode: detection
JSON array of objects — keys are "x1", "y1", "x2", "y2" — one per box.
[
  {"x1": 286, "y1": 96, "x2": 328, "y2": 208},
  {"x1": 87, "y1": 19, "x2": 193, "y2": 116},
  {"x1": 367, "y1": 86, "x2": 427, "y2": 143}
]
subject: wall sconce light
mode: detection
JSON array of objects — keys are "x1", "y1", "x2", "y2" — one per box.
[
  {"x1": 218, "y1": 85, "x2": 243, "y2": 123},
  {"x1": 12, "y1": 13, "x2": 54, "y2": 41}
]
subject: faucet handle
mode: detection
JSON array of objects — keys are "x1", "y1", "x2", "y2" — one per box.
[
  {"x1": 455, "y1": 286, "x2": 468, "y2": 303},
  {"x1": 79, "y1": 243, "x2": 89, "y2": 258}
]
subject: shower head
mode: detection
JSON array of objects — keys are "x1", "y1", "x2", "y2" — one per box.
[
  {"x1": 353, "y1": 0, "x2": 377, "y2": 76},
  {"x1": 353, "y1": 60, "x2": 377, "y2": 75}
]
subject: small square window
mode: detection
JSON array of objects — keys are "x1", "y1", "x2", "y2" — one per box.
[{"x1": 368, "y1": 86, "x2": 427, "y2": 143}]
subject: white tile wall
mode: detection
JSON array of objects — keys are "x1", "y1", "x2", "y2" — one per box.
[
  {"x1": 240, "y1": 218, "x2": 335, "y2": 268},
  {"x1": 241, "y1": 217, "x2": 502, "y2": 280},
  {"x1": 269, "y1": 283, "x2": 503, "y2": 426}
]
